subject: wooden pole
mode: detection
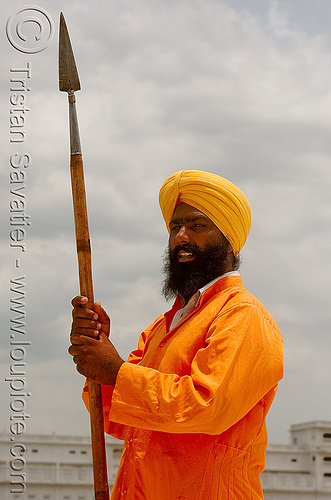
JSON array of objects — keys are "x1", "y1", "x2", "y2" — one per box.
[
  {"x1": 70, "y1": 151, "x2": 109, "y2": 500},
  {"x1": 59, "y1": 14, "x2": 110, "y2": 496}
]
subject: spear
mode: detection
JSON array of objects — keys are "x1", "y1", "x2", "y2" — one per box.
[{"x1": 58, "y1": 12, "x2": 109, "y2": 500}]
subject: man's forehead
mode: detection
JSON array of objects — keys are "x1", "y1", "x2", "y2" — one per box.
[{"x1": 170, "y1": 203, "x2": 211, "y2": 224}]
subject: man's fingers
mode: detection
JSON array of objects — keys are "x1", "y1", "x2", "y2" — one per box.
[
  {"x1": 68, "y1": 344, "x2": 79, "y2": 356},
  {"x1": 71, "y1": 317, "x2": 101, "y2": 331},
  {"x1": 71, "y1": 297, "x2": 109, "y2": 326},
  {"x1": 93, "y1": 301, "x2": 103, "y2": 315},
  {"x1": 70, "y1": 323, "x2": 100, "y2": 339},
  {"x1": 69, "y1": 333, "x2": 97, "y2": 347},
  {"x1": 69, "y1": 334, "x2": 85, "y2": 346},
  {"x1": 72, "y1": 297, "x2": 98, "y2": 321},
  {"x1": 71, "y1": 295, "x2": 88, "y2": 307},
  {"x1": 94, "y1": 302, "x2": 109, "y2": 321}
]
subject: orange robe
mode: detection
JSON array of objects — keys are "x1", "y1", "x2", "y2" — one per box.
[{"x1": 83, "y1": 276, "x2": 283, "y2": 499}]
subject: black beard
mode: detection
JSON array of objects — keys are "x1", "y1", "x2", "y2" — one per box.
[{"x1": 162, "y1": 239, "x2": 230, "y2": 304}]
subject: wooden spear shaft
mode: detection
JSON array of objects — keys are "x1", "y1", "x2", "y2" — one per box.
[
  {"x1": 59, "y1": 13, "x2": 109, "y2": 500},
  {"x1": 69, "y1": 94, "x2": 109, "y2": 500}
]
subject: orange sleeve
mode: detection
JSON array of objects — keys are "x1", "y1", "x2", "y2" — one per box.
[
  {"x1": 107, "y1": 303, "x2": 283, "y2": 435},
  {"x1": 81, "y1": 315, "x2": 165, "y2": 437}
]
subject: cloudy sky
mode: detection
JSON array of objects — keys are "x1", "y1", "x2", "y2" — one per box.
[{"x1": 1, "y1": 0, "x2": 331, "y2": 447}]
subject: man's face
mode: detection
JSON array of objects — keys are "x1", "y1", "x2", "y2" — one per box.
[
  {"x1": 169, "y1": 203, "x2": 224, "y2": 259},
  {"x1": 163, "y1": 203, "x2": 232, "y2": 303}
]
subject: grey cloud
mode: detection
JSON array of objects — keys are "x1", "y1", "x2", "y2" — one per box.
[{"x1": 1, "y1": 0, "x2": 331, "y2": 444}]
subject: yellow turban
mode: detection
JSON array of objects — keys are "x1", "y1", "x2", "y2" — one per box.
[{"x1": 159, "y1": 170, "x2": 251, "y2": 255}]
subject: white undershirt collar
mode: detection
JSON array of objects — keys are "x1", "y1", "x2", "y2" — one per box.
[{"x1": 170, "y1": 271, "x2": 240, "y2": 330}]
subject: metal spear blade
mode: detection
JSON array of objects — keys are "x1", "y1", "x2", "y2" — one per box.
[{"x1": 59, "y1": 12, "x2": 81, "y2": 93}]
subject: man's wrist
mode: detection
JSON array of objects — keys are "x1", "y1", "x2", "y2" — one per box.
[{"x1": 110, "y1": 359, "x2": 125, "y2": 386}]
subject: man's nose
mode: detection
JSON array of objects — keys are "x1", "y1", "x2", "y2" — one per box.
[{"x1": 175, "y1": 226, "x2": 190, "y2": 244}]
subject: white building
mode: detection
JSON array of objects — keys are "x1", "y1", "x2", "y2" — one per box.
[
  {"x1": 262, "y1": 421, "x2": 331, "y2": 499},
  {"x1": 0, "y1": 433, "x2": 123, "y2": 500},
  {"x1": 1, "y1": 421, "x2": 331, "y2": 499}
]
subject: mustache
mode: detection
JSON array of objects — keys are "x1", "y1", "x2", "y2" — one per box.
[{"x1": 170, "y1": 244, "x2": 201, "y2": 260}]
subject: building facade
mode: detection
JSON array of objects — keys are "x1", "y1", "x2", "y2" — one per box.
[
  {"x1": 262, "y1": 421, "x2": 331, "y2": 499},
  {"x1": 1, "y1": 421, "x2": 331, "y2": 499},
  {"x1": 0, "y1": 433, "x2": 122, "y2": 500}
]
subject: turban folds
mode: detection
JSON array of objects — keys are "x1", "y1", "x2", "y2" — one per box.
[{"x1": 159, "y1": 170, "x2": 251, "y2": 255}]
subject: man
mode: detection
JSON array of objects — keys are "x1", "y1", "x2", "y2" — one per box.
[{"x1": 69, "y1": 170, "x2": 283, "y2": 499}]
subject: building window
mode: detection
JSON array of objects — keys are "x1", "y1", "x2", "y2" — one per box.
[
  {"x1": 324, "y1": 457, "x2": 331, "y2": 462},
  {"x1": 324, "y1": 473, "x2": 331, "y2": 477},
  {"x1": 81, "y1": 450, "x2": 87, "y2": 454},
  {"x1": 323, "y1": 433, "x2": 331, "y2": 439},
  {"x1": 69, "y1": 450, "x2": 76, "y2": 454},
  {"x1": 31, "y1": 449, "x2": 39, "y2": 453},
  {"x1": 291, "y1": 458, "x2": 297, "y2": 462}
]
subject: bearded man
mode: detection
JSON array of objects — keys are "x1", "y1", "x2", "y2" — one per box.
[{"x1": 69, "y1": 170, "x2": 283, "y2": 500}]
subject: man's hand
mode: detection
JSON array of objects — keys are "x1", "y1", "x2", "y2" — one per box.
[
  {"x1": 68, "y1": 296, "x2": 124, "y2": 385},
  {"x1": 71, "y1": 295, "x2": 111, "y2": 339}
]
